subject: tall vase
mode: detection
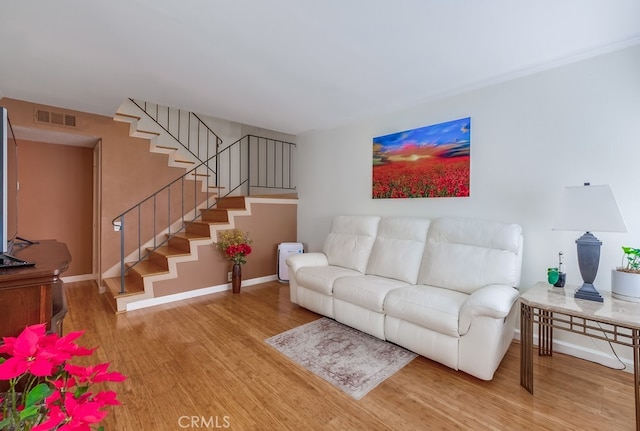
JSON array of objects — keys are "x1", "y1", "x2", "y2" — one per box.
[{"x1": 231, "y1": 263, "x2": 242, "y2": 294}]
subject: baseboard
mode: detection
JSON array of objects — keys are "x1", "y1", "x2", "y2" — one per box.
[
  {"x1": 61, "y1": 273, "x2": 97, "y2": 284},
  {"x1": 125, "y1": 274, "x2": 279, "y2": 312},
  {"x1": 513, "y1": 328, "x2": 632, "y2": 373}
]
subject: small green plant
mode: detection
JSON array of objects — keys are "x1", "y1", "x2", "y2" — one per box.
[{"x1": 620, "y1": 246, "x2": 640, "y2": 273}]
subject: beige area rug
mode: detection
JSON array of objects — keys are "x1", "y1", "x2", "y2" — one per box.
[{"x1": 265, "y1": 318, "x2": 417, "y2": 400}]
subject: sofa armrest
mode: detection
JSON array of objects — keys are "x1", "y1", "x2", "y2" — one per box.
[
  {"x1": 286, "y1": 252, "x2": 329, "y2": 273},
  {"x1": 459, "y1": 284, "x2": 519, "y2": 335},
  {"x1": 286, "y1": 253, "x2": 329, "y2": 304}
]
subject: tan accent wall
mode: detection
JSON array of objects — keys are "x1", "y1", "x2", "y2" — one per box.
[
  {"x1": 0, "y1": 98, "x2": 299, "y2": 288},
  {"x1": 0, "y1": 97, "x2": 190, "y2": 278},
  {"x1": 17, "y1": 140, "x2": 93, "y2": 275},
  {"x1": 153, "y1": 200, "x2": 297, "y2": 297}
]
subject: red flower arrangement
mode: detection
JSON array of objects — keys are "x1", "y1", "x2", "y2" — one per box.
[
  {"x1": 0, "y1": 324, "x2": 125, "y2": 431},
  {"x1": 216, "y1": 229, "x2": 253, "y2": 265}
]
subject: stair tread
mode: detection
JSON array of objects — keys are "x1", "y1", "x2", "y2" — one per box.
[
  {"x1": 138, "y1": 129, "x2": 161, "y2": 136},
  {"x1": 188, "y1": 220, "x2": 217, "y2": 226},
  {"x1": 172, "y1": 231, "x2": 212, "y2": 241},
  {"x1": 114, "y1": 112, "x2": 141, "y2": 120},
  {"x1": 202, "y1": 208, "x2": 232, "y2": 212},
  {"x1": 251, "y1": 193, "x2": 298, "y2": 199},
  {"x1": 104, "y1": 276, "x2": 144, "y2": 297},
  {"x1": 150, "y1": 245, "x2": 191, "y2": 257},
  {"x1": 129, "y1": 260, "x2": 170, "y2": 276}
]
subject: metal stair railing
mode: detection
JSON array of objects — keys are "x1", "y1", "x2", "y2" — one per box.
[
  {"x1": 111, "y1": 156, "x2": 219, "y2": 294},
  {"x1": 130, "y1": 98, "x2": 223, "y2": 164},
  {"x1": 111, "y1": 134, "x2": 296, "y2": 294},
  {"x1": 218, "y1": 134, "x2": 297, "y2": 196}
]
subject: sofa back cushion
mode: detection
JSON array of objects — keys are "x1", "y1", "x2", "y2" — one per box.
[
  {"x1": 323, "y1": 216, "x2": 381, "y2": 273},
  {"x1": 366, "y1": 217, "x2": 431, "y2": 284},
  {"x1": 417, "y1": 217, "x2": 523, "y2": 294}
]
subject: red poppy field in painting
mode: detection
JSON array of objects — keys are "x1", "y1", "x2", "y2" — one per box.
[
  {"x1": 372, "y1": 117, "x2": 471, "y2": 199},
  {"x1": 372, "y1": 155, "x2": 470, "y2": 198}
]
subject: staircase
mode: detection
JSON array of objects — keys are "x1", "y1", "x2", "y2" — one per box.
[
  {"x1": 103, "y1": 196, "x2": 249, "y2": 313},
  {"x1": 103, "y1": 99, "x2": 297, "y2": 313}
]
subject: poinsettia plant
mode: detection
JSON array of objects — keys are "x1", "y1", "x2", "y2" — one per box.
[
  {"x1": 216, "y1": 229, "x2": 253, "y2": 265},
  {"x1": 0, "y1": 323, "x2": 125, "y2": 431}
]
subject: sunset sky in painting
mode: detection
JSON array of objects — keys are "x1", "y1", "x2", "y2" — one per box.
[{"x1": 373, "y1": 117, "x2": 470, "y2": 163}]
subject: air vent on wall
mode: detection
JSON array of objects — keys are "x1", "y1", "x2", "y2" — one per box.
[{"x1": 35, "y1": 109, "x2": 77, "y2": 128}]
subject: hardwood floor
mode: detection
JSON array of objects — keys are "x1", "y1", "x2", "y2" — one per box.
[{"x1": 62, "y1": 280, "x2": 636, "y2": 430}]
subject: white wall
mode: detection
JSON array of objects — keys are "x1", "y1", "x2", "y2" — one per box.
[{"x1": 295, "y1": 44, "x2": 640, "y2": 367}]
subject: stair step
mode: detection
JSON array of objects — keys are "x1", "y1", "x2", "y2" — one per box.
[
  {"x1": 127, "y1": 260, "x2": 170, "y2": 277},
  {"x1": 170, "y1": 231, "x2": 212, "y2": 240},
  {"x1": 216, "y1": 196, "x2": 246, "y2": 210},
  {"x1": 138, "y1": 129, "x2": 161, "y2": 136},
  {"x1": 104, "y1": 275, "x2": 144, "y2": 298},
  {"x1": 186, "y1": 220, "x2": 216, "y2": 236},
  {"x1": 114, "y1": 112, "x2": 141, "y2": 121},
  {"x1": 103, "y1": 276, "x2": 146, "y2": 314},
  {"x1": 175, "y1": 159, "x2": 195, "y2": 165},
  {"x1": 251, "y1": 192, "x2": 298, "y2": 199},
  {"x1": 168, "y1": 232, "x2": 211, "y2": 252},
  {"x1": 149, "y1": 245, "x2": 191, "y2": 258},
  {"x1": 156, "y1": 144, "x2": 179, "y2": 151},
  {"x1": 200, "y1": 209, "x2": 230, "y2": 223}
]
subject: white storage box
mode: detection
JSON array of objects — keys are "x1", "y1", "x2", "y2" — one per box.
[{"x1": 277, "y1": 242, "x2": 303, "y2": 282}]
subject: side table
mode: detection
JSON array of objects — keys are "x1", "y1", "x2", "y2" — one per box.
[{"x1": 520, "y1": 282, "x2": 640, "y2": 431}]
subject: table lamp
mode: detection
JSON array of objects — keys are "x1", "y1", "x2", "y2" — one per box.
[{"x1": 553, "y1": 183, "x2": 627, "y2": 302}]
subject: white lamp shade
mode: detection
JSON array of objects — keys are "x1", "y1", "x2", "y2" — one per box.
[{"x1": 553, "y1": 184, "x2": 627, "y2": 233}]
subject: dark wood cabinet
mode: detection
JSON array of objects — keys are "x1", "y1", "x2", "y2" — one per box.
[{"x1": 0, "y1": 240, "x2": 71, "y2": 338}]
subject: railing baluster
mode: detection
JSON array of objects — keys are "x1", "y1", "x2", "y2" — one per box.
[
  {"x1": 137, "y1": 206, "x2": 141, "y2": 261},
  {"x1": 119, "y1": 215, "x2": 125, "y2": 294}
]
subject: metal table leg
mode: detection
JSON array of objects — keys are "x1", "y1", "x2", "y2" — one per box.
[
  {"x1": 634, "y1": 329, "x2": 640, "y2": 431},
  {"x1": 520, "y1": 302, "x2": 534, "y2": 394},
  {"x1": 539, "y1": 310, "x2": 553, "y2": 356}
]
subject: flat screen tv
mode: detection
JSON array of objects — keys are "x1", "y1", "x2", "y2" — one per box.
[{"x1": 0, "y1": 106, "x2": 33, "y2": 268}]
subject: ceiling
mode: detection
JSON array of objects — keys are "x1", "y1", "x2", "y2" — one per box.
[{"x1": 1, "y1": 0, "x2": 639, "y2": 136}]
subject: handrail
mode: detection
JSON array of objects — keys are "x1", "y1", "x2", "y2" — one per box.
[
  {"x1": 112, "y1": 156, "x2": 219, "y2": 293},
  {"x1": 244, "y1": 135, "x2": 296, "y2": 195},
  {"x1": 111, "y1": 130, "x2": 296, "y2": 294},
  {"x1": 129, "y1": 98, "x2": 223, "y2": 164}
]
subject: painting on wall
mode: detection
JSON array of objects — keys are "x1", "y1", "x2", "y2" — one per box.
[{"x1": 372, "y1": 117, "x2": 470, "y2": 199}]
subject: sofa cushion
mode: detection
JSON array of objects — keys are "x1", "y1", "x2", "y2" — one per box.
[
  {"x1": 417, "y1": 217, "x2": 522, "y2": 295},
  {"x1": 323, "y1": 215, "x2": 381, "y2": 272},
  {"x1": 296, "y1": 265, "x2": 363, "y2": 296},
  {"x1": 334, "y1": 275, "x2": 409, "y2": 312},
  {"x1": 365, "y1": 217, "x2": 430, "y2": 284},
  {"x1": 384, "y1": 285, "x2": 468, "y2": 338}
]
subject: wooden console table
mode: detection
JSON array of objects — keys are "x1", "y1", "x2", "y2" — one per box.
[
  {"x1": 0, "y1": 240, "x2": 71, "y2": 338},
  {"x1": 520, "y1": 282, "x2": 640, "y2": 431}
]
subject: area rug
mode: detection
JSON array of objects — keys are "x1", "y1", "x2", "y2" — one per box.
[{"x1": 265, "y1": 318, "x2": 417, "y2": 400}]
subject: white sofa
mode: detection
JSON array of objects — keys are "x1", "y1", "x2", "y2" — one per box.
[{"x1": 286, "y1": 215, "x2": 523, "y2": 381}]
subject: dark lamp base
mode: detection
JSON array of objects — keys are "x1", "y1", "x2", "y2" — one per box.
[{"x1": 574, "y1": 283, "x2": 604, "y2": 303}]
